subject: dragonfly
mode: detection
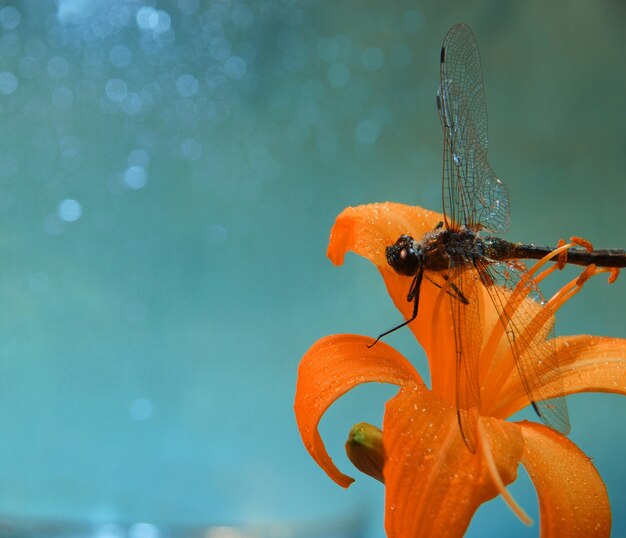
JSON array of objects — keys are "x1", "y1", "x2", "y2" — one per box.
[{"x1": 380, "y1": 23, "x2": 626, "y2": 453}]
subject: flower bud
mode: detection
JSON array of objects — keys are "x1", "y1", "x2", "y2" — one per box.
[{"x1": 345, "y1": 422, "x2": 385, "y2": 483}]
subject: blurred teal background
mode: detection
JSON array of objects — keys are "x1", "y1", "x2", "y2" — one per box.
[{"x1": 0, "y1": 1, "x2": 624, "y2": 536}]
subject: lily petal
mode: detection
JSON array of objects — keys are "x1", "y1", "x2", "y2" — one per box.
[
  {"x1": 327, "y1": 202, "x2": 441, "y2": 271},
  {"x1": 520, "y1": 421, "x2": 611, "y2": 538},
  {"x1": 326, "y1": 203, "x2": 457, "y2": 393},
  {"x1": 327, "y1": 204, "x2": 442, "y2": 326},
  {"x1": 382, "y1": 386, "x2": 524, "y2": 537},
  {"x1": 294, "y1": 334, "x2": 422, "y2": 487},
  {"x1": 492, "y1": 335, "x2": 626, "y2": 420}
]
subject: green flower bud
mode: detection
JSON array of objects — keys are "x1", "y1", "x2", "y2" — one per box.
[{"x1": 345, "y1": 422, "x2": 385, "y2": 483}]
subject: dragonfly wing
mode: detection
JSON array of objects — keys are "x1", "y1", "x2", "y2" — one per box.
[
  {"x1": 438, "y1": 23, "x2": 510, "y2": 233},
  {"x1": 477, "y1": 259, "x2": 571, "y2": 434},
  {"x1": 448, "y1": 259, "x2": 482, "y2": 453}
]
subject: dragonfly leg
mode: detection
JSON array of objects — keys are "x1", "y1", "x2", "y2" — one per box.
[
  {"x1": 424, "y1": 273, "x2": 469, "y2": 304},
  {"x1": 368, "y1": 266, "x2": 424, "y2": 347},
  {"x1": 449, "y1": 281, "x2": 469, "y2": 305}
]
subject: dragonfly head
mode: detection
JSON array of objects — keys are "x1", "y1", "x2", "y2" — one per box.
[{"x1": 386, "y1": 234, "x2": 422, "y2": 276}]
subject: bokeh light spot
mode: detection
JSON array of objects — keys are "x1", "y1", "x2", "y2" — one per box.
[
  {"x1": 180, "y1": 138, "x2": 201, "y2": 161},
  {"x1": 123, "y1": 166, "x2": 148, "y2": 190},
  {"x1": 206, "y1": 224, "x2": 227, "y2": 248},
  {"x1": 121, "y1": 93, "x2": 143, "y2": 115},
  {"x1": 128, "y1": 523, "x2": 159, "y2": 538},
  {"x1": 19, "y1": 56, "x2": 40, "y2": 79},
  {"x1": 129, "y1": 398, "x2": 153, "y2": 421},
  {"x1": 0, "y1": 6, "x2": 21, "y2": 30},
  {"x1": 327, "y1": 63, "x2": 350, "y2": 87},
  {"x1": 58, "y1": 198, "x2": 82, "y2": 222},
  {"x1": 47, "y1": 55, "x2": 69, "y2": 79},
  {"x1": 128, "y1": 149, "x2": 150, "y2": 168},
  {"x1": 178, "y1": 0, "x2": 200, "y2": 16},
  {"x1": 52, "y1": 86, "x2": 74, "y2": 110},
  {"x1": 355, "y1": 119, "x2": 380, "y2": 145},
  {"x1": 105, "y1": 78, "x2": 128, "y2": 102},
  {"x1": 231, "y1": 4, "x2": 254, "y2": 28},
  {"x1": 403, "y1": 10, "x2": 424, "y2": 35},
  {"x1": 317, "y1": 38, "x2": 338, "y2": 62},
  {"x1": 0, "y1": 72, "x2": 18, "y2": 95},
  {"x1": 108, "y1": 5, "x2": 131, "y2": 28},
  {"x1": 224, "y1": 56, "x2": 247, "y2": 80},
  {"x1": 176, "y1": 74, "x2": 199, "y2": 97},
  {"x1": 210, "y1": 37, "x2": 231, "y2": 62},
  {"x1": 109, "y1": 45, "x2": 132, "y2": 68},
  {"x1": 361, "y1": 47, "x2": 384, "y2": 70}
]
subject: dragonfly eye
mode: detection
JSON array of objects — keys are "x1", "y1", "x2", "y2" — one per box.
[{"x1": 386, "y1": 235, "x2": 421, "y2": 276}]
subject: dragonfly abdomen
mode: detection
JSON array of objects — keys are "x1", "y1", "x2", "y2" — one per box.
[{"x1": 484, "y1": 237, "x2": 626, "y2": 268}]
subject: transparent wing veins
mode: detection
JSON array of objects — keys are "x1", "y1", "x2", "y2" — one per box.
[{"x1": 438, "y1": 23, "x2": 510, "y2": 233}]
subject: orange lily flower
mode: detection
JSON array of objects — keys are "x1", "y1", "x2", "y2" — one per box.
[{"x1": 294, "y1": 202, "x2": 626, "y2": 537}]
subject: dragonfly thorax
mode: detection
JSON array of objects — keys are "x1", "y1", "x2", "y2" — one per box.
[{"x1": 387, "y1": 227, "x2": 484, "y2": 276}]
